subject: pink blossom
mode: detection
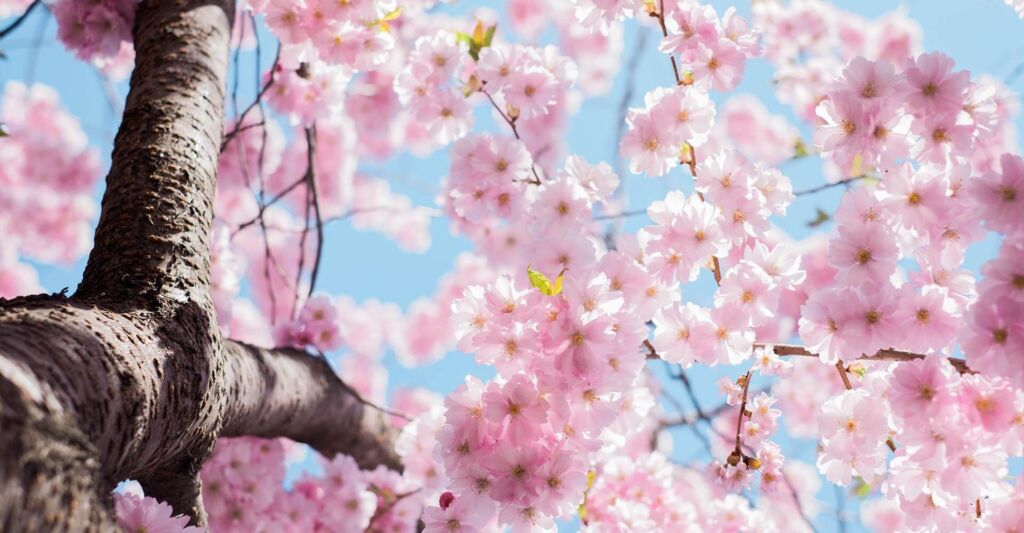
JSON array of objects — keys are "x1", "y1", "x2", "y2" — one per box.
[
  {"x1": 483, "y1": 375, "x2": 549, "y2": 444},
  {"x1": 115, "y1": 491, "x2": 198, "y2": 533},
  {"x1": 902, "y1": 52, "x2": 969, "y2": 117},
  {"x1": 828, "y1": 223, "x2": 899, "y2": 285}
]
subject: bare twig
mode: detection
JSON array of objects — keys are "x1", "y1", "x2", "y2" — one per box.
[
  {"x1": 759, "y1": 343, "x2": 973, "y2": 374},
  {"x1": 231, "y1": 177, "x2": 308, "y2": 236},
  {"x1": 481, "y1": 89, "x2": 542, "y2": 185},
  {"x1": 733, "y1": 371, "x2": 753, "y2": 453},
  {"x1": 221, "y1": 49, "x2": 280, "y2": 151},
  {"x1": 653, "y1": 0, "x2": 682, "y2": 85},
  {"x1": 835, "y1": 362, "x2": 853, "y2": 390},
  {"x1": 794, "y1": 176, "x2": 865, "y2": 196},
  {"x1": 304, "y1": 127, "x2": 325, "y2": 299},
  {"x1": 0, "y1": 0, "x2": 40, "y2": 39},
  {"x1": 593, "y1": 209, "x2": 647, "y2": 221}
]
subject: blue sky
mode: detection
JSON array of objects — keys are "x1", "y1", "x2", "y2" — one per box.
[{"x1": 2, "y1": 1, "x2": 1022, "y2": 531}]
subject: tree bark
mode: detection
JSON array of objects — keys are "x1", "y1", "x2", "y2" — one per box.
[{"x1": 0, "y1": 0, "x2": 399, "y2": 530}]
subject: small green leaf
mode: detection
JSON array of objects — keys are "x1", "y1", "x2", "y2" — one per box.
[
  {"x1": 458, "y1": 22, "x2": 497, "y2": 61},
  {"x1": 482, "y1": 24, "x2": 497, "y2": 47},
  {"x1": 0, "y1": 122, "x2": 8, "y2": 138},
  {"x1": 527, "y1": 266, "x2": 565, "y2": 296},
  {"x1": 793, "y1": 138, "x2": 809, "y2": 159},
  {"x1": 806, "y1": 207, "x2": 830, "y2": 228},
  {"x1": 471, "y1": 20, "x2": 486, "y2": 45},
  {"x1": 527, "y1": 265, "x2": 555, "y2": 295},
  {"x1": 852, "y1": 477, "x2": 873, "y2": 499},
  {"x1": 552, "y1": 269, "x2": 565, "y2": 296}
]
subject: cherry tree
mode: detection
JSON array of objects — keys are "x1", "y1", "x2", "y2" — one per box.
[{"x1": 0, "y1": 0, "x2": 1022, "y2": 532}]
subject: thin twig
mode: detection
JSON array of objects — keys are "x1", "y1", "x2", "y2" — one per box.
[
  {"x1": 835, "y1": 361, "x2": 853, "y2": 390},
  {"x1": 221, "y1": 49, "x2": 280, "y2": 151},
  {"x1": 593, "y1": 209, "x2": 647, "y2": 221},
  {"x1": 305, "y1": 127, "x2": 325, "y2": 299},
  {"x1": 481, "y1": 88, "x2": 542, "y2": 185},
  {"x1": 794, "y1": 175, "x2": 865, "y2": 196},
  {"x1": 833, "y1": 482, "x2": 847, "y2": 533},
  {"x1": 611, "y1": 28, "x2": 648, "y2": 179},
  {"x1": 733, "y1": 371, "x2": 753, "y2": 453},
  {"x1": 0, "y1": 0, "x2": 40, "y2": 39},
  {"x1": 654, "y1": 0, "x2": 682, "y2": 85},
  {"x1": 783, "y1": 471, "x2": 819, "y2": 533},
  {"x1": 23, "y1": 2, "x2": 47, "y2": 83},
  {"x1": 231, "y1": 177, "x2": 308, "y2": 236}
]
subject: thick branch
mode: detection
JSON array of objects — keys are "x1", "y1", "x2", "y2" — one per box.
[
  {"x1": 77, "y1": 0, "x2": 234, "y2": 309},
  {"x1": 221, "y1": 341, "x2": 401, "y2": 470},
  {"x1": 0, "y1": 296, "x2": 400, "y2": 528}
]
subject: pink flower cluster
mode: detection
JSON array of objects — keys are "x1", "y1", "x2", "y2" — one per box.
[
  {"x1": 715, "y1": 95, "x2": 801, "y2": 167},
  {"x1": 114, "y1": 483, "x2": 197, "y2": 533},
  {"x1": 275, "y1": 294, "x2": 343, "y2": 352},
  {"x1": 620, "y1": 85, "x2": 715, "y2": 177},
  {"x1": 963, "y1": 161, "x2": 1024, "y2": 388},
  {"x1": 475, "y1": 41, "x2": 579, "y2": 171},
  {"x1": 435, "y1": 266, "x2": 659, "y2": 530},
  {"x1": 264, "y1": 61, "x2": 352, "y2": 127},
  {"x1": 0, "y1": 244, "x2": 42, "y2": 299},
  {"x1": 52, "y1": 0, "x2": 138, "y2": 66},
  {"x1": 709, "y1": 388, "x2": 787, "y2": 495},
  {"x1": 505, "y1": 1, "x2": 622, "y2": 95},
  {"x1": 254, "y1": 0, "x2": 398, "y2": 71},
  {"x1": 754, "y1": 1, "x2": 922, "y2": 122},
  {"x1": 582, "y1": 453, "x2": 818, "y2": 531},
  {"x1": 0, "y1": 0, "x2": 33, "y2": 18},
  {"x1": 659, "y1": 3, "x2": 760, "y2": 92},
  {"x1": 813, "y1": 53, "x2": 1005, "y2": 176},
  {"x1": 0, "y1": 82, "x2": 100, "y2": 265},
  {"x1": 393, "y1": 30, "x2": 474, "y2": 150},
  {"x1": 819, "y1": 357, "x2": 1024, "y2": 530},
  {"x1": 200, "y1": 436, "x2": 421, "y2": 532}
]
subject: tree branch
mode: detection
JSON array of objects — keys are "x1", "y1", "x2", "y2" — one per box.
[
  {"x1": 760, "y1": 343, "x2": 973, "y2": 374},
  {"x1": 77, "y1": 0, "x2": 234, "y2": 309},
  {"x1": 221, "y1": 341, "x2": 401, "y2": 470},
  {"x1": 0, "y1": 295, "x2": 401, "y2": 528},
  {"x1": 0, "y1": 0, "x2": 40, "y2": 40},
  {"x1": 0, "y1": 0, "x2": 402, "y2": 529}
]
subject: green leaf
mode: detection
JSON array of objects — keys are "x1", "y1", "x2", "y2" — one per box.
[
  {"x1": 482, "y1": 24, "x2": 497, "y2": 47},
  {"x1": 527, "y1": 266, "x2": 565, "y2": 296},
  {"x1": 368, "y1": 7, "x2": 402, "y2": 32},
  {"x1": 458, "y1": 22, "x2": 497, "y2": 61},
  {"x1": 852, "y1": 477, "x2": 872, "y2": 499},
  {"x1": 527, "y1": 266, "x2": 555, "y2": 295},
  {"x1": 793, "y1": 138, "x2": 809, "y2": 159},
  {"x1": 806, "y1": 207, "x2": 830, "y2": 228},
  {"x1": 0, "y1": 122, "x2": 7, "y2": 138}
]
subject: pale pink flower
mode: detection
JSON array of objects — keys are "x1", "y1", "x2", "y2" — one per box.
[{"x1": 828, "y1": 223, "x2": 899, "y2": 285}]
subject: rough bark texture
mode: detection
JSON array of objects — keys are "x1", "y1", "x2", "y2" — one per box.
[{"x1": 0, "y1": 0, "x2": 399, "y2": 530}]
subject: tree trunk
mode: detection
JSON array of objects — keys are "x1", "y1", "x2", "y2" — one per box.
[{"x1": 0, "y1": 1, "x2": 398, "y2": 530}]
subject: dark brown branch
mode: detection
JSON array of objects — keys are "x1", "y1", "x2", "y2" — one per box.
[
  {"x1": 761, "y1": 343, "x2": 973, "y2": 374},
  {"x1": 304, "y1": 127, "x2": 325, "y2": 298},
  {"x1": 0, "y1": 0, "x2": 40, "y2": 39},
  {"x1": 732, "y1": 371, "x2": 752, "y2": 454},
  {"x1": 221, "y1": 341, "x2": 401, "y2": 470},
  {"x1": 220, "y1": 49, "x2": 280, "y2": 151},
  {"x1": 1, "y1": 1, "x2": 402, "y2": 529},
  {"x1": 653, "y1": 0, "x2": 682, "y2": 85},
  {"x1": 77, "y1": 0, "x2": 234, "y2": 308},
  {"x1": 481, "y1": 88, "x2": 542, "y2": 185},
  {"x1": 794, "y1": 176, "x2": 864, "y2": 196}
]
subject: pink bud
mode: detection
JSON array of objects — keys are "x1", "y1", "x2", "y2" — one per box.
[{"x1": 438, "y1": 491, "x2": 455, "y2": 510}]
